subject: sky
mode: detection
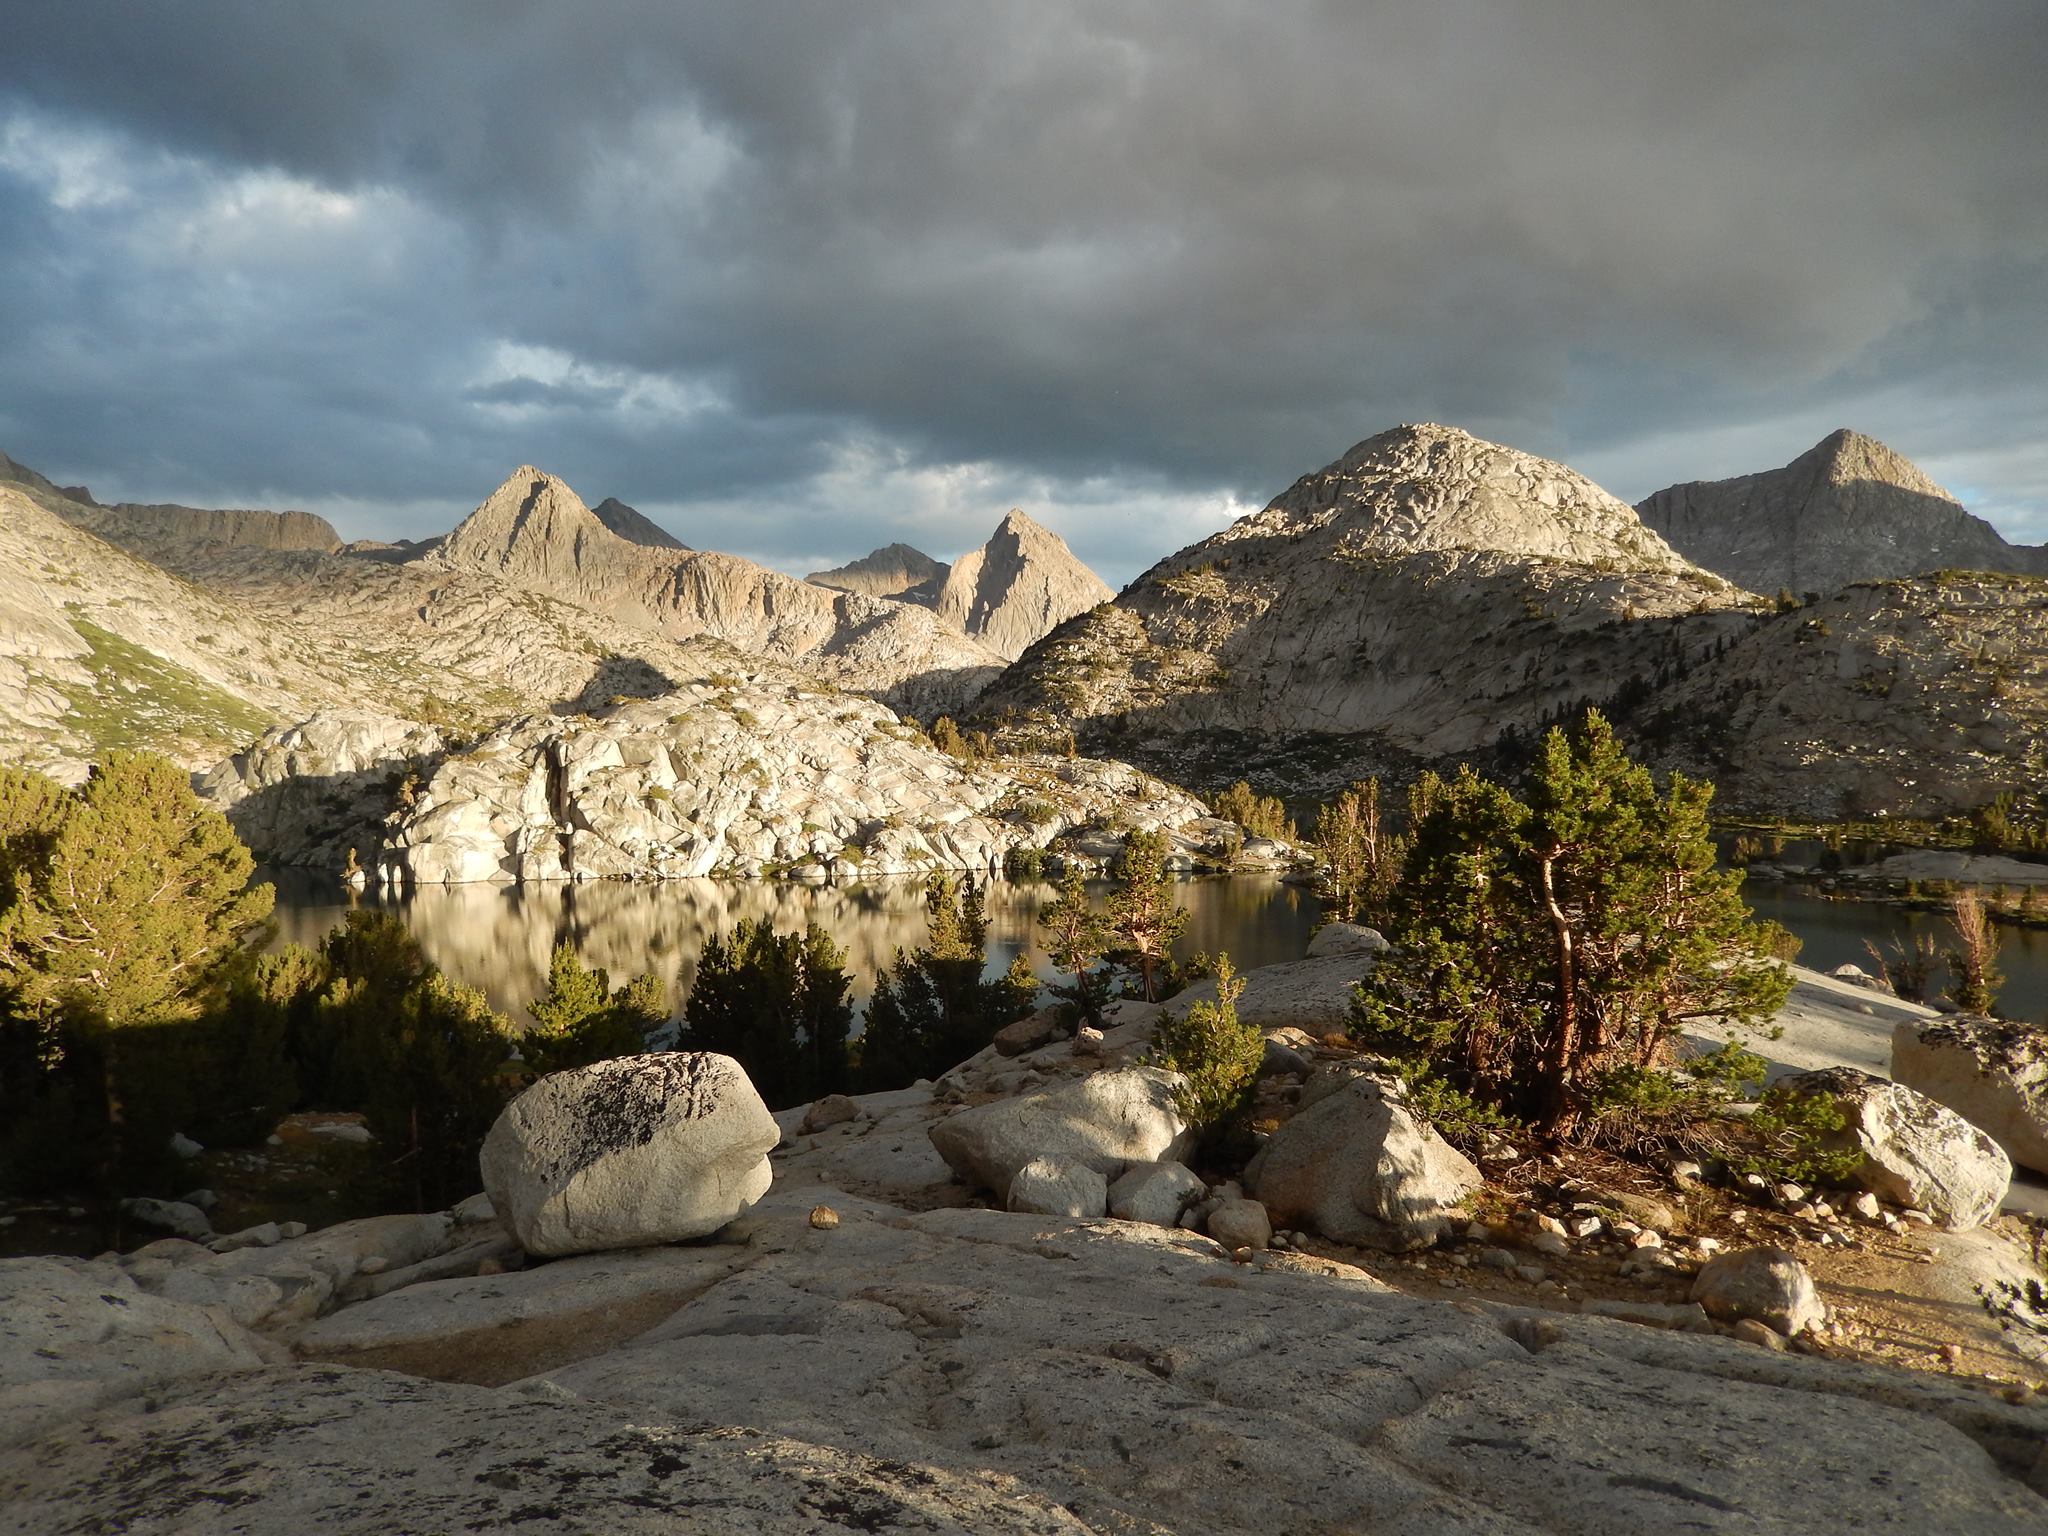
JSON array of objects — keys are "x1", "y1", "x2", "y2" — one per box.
[{"x1": 2, "y1": 3, "x2": 2044, "y2": 587}]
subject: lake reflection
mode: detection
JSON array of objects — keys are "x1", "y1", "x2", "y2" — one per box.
[{"x1": 263, "y1": 871, "x2": 1326, "y2": 1025}]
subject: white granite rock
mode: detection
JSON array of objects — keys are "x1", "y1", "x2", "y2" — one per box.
[
  {"x1": 1006, "y1": 1157, "x2": 1109, "y2": 1219},
  {"x1": 1893, "y1": 1016, "x2": 2048, "y2": 1176},
  {"x1": 1691, "y1": 1247, "x2": 1827, "y2": 1337},
  {"x1": 482, "y1": 1053, "x2": 779, "y2": 1256},
  {"x1": 927, "y1": 1065, "x2": 1194, "y2": 1196},
  {"x1": 1106, "y1": 1160, "x2": 1207, "y2": 1227},
  {"x1": 1246, "y1": 1073, "x2": 1479, "y2": 1250},
  {"x1": 1778, "y1": 1066, "x2": 2012, "y2": 1230}
]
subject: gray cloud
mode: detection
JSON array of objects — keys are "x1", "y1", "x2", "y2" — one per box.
[{"x1": 1, "y1": 2, "x2": 2044, "y2": 584}]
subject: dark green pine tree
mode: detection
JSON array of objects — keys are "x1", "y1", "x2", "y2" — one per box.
[
  {"x1": 1355, "y1": 710, "x2": 1793, "y2": 1142},
  {"x1": 1036, "y1": 865, "x2": 1113, "y2": 1024},
  {"x1": 521, "y1": 940, "x2": 667, "y2": 1077},
  {"x1": 682, "y1": 919, "x2": 853, "y2": 1109},
  {"x1": 856, "y1": 874, "x2": 1039, "y2": 1091}
]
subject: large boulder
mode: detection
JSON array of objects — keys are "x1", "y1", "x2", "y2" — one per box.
[
  {"x1": 1305, "y1": 922, "x2": 1388, "y2": 959},
  {"x1": 482, "y1": 1053, "x2": 778, "y2": 1256},
  {"x1": 1164, "y1": 949, "x2": 1378, "y2": 1035},
  {"x1": 1691, "y1": 1247, "x2": 1826, "y2": 1337},
  {"x1": 1777, "y1": 1067, "x2": 2012, "y2": 1230},
  {"x1": 1245, "y1": 1072, "x2": 1480, "y2": 1250},
  {"x1": 927, "y1": 1065, "x2": 1193, "y2": 1196},
  {"x1": 1893, "y1": 1017, "x2": 2048, "y2": 1176}
]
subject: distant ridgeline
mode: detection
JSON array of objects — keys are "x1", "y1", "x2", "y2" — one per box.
[{"x1": 2, "y1": 421, "x2": 2045, "y2": 848}]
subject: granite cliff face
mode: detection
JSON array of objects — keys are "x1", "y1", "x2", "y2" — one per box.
[
  {"x1": 807, "y1": 542, "x2": 949, "y2": 602},
  {"x1": 1637, "y1": 430, "x2": 2045, "y2": 596},
  {"x1": 936, "y1": 510, "x2": 1115, "y2": 661},
  {"x1": 358, "y1": 672, "x2": 1214, "y2": 884},
  {"x1": 981, "y1": 424, "x2": 1746, "y2": 778}
]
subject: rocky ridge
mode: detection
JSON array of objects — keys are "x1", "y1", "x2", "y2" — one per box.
[
  {"x1": 430, "y1": 466, "x2": 1007, "y2": 713},
  {"x1": 1638, "y1": 429, "x2": 2046, "y2": 596},
  {"x1": 2, "y1": 447, "x2": 342, "y2": 558},
  {"x1": 1632, "y1": 570, "x2": 2048, "y2": 818},
  {"x1": 806, "y1": 541, "x2": 949, "y2": 602},
  {"x1": 980, "y1": 423, "x2": 1749, "y2": 775},
  {"x1": 934, "y1": 509, "x2": 1115, "y2": 661},
  {"x1": 591, "y1": 496, "x2": 689, "y2": 550}
]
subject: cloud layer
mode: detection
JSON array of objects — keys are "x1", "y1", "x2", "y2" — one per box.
[{"x1": 3, "y1": 3, "x2": 2045, "y2": 581}]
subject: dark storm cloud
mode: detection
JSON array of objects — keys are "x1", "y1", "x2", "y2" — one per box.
[{"x1": 2, "y1": 2, "x2": 2044, "y2": 580}]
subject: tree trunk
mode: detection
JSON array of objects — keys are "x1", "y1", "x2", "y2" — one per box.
[{"x1": 1536, "y1": 847, "x2": 1578, "y2": 1138}]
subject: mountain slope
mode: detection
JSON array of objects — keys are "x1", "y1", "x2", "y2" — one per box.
[
  {"x1": 0, "y1": 484, "x2": 348, "y2": 779},
  {"x1": 979, "y1": 424, "x2": 1745, "y2": 781},
  {"x1": 1636, "y1": 430, "x2": 2043, "y2": 595},
  {"x1": 1626, "y1": 570, "x2": 2048, "y2": 819},
  {"x1": 807, "y1": 542, "x2": 949, "y2": 602},
  {"x1": 592, "y1": 496, "x2": 689, "y2": 550},
  {"x1": 935, "y1": 511, "x2": 1115, "y2": 662}
]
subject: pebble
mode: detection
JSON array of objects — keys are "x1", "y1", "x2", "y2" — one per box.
[
  {"x1": 1532, "y1": 1213, "x2": 1568, "y2": 1237},
  {"x1": 1071, "y1": 1027, "x2": 1106, "y2": 1058},
  {"x1": 1900, "y1": 1209, "x2": 1934, "y2": 1227},
  {"x1": 809, "y1": 1205, "x2": 840, "y2": 1230},
  {"x1": 1630, "y1": 1230, "x2": 1662, "y2": 1249},
  {"x1": 1513, "y1": 1264, "x2": 1548, "y2": 1284},
  {"x1": 1567, "y1": 1215, "x2": 1605, "y2": 1239},
  {"x1": 1849, "y1": 1192, "x2": 1882, "y2": 1221},
  {"x1": 1531, "y1": 1232, "x2": 1569, "y2": 1258}
]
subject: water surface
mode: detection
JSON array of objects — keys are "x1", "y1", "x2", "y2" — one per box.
[{"x1": 264, "y1": 870, "x2": 1325, "y2": 1023}]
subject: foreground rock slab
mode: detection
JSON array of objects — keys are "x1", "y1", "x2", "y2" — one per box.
[
  {"x1": 0, "y1": 1258, "x2": 264, "y2": 1452},
  {"x1": 5, "y1": 1202, "x2": 2045, "y2": 1532},
  {"x1": 0, "y1": 1368, "x2": 1096, "y2": 1535},
  {"x1": 482, "y1": 1052, "x2": 778, "y2": 1256}
]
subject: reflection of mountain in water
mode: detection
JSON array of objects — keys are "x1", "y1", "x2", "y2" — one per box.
[{"x1": 263, "y1": 872, "x2": 1324, "y2": 1024}]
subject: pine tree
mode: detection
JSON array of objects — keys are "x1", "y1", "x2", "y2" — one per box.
[
  {"x1": 1210, "y1": 781, "x2": 1295, "y2": 840},
  {"x1": 1355, "y1": 711, "x2": 1793, "y2": 1143},
  {"x1": 1107, "y1": 830, "x2": 1188, "y2": 1002},
  {"x1": 1944, "y1": 889, "x2": 2003, "y2": 1015},
  {"x1": 521, "y1": 940, "x2": 667, "y2": 1077},
  {"x1": 0, "y1": 754, "x2": 275, "y2": 1187},
  {"x1": 682, "y1": 919, "x2": 853, "y2": 1108},
  {"x1": 1311, "y1": 778, "x2": 1408, "y2": 928},
  {"x1": 1147, "y1": 954, "x2": 1259, "y2": 1141},
  {"x1": 353, "y1": 973, "x2": 515, "y2": 1211},
  {"x1": 1037, "y1": 865, "x2": 1113, "y2": 1023},
  {"x1": 855, "y1": 875, "x2": 1038, "y2": 1090}
]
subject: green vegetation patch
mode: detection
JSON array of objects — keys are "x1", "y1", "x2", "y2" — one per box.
[{"x1": 51, "y1": 614, "x2": 276, "y2": 758}]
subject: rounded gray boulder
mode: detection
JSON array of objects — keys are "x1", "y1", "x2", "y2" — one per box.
[{"x1": 481, "y1": 1053, "x2": 777, "y2": 1257}]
